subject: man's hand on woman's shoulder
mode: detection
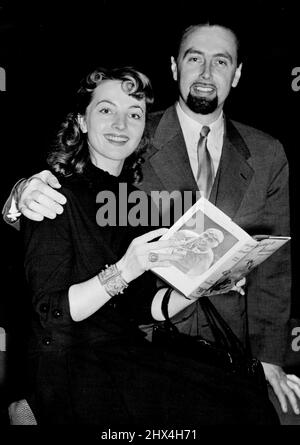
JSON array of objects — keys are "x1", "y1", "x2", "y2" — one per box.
[{"x1": 17, "y1": 170, "x2": 67, "y2": 221}]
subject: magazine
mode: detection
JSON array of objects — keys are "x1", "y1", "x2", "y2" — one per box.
[{"x1": 151, "y1": 197, "x2": 290, "y2": 299}]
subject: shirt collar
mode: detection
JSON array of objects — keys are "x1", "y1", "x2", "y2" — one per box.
[{"x1": 176, "y1": 101, "x2": 224, "y2": 136}]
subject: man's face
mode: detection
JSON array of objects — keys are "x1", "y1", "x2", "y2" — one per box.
[
  {"x1": 171, "y1": 25, "x2": 242, "y2": 121},
  {"x1": 192, "y1": 231, "x2": 220, "y2": 251}
]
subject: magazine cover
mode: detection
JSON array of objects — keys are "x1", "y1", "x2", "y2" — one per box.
[{"x1": 151, "y1": 198, "x2": 290, "y2": 297}]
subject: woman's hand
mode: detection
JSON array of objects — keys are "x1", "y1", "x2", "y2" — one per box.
[{"x1": 117, "y1": 228, "x2": 185, "y2": 283}]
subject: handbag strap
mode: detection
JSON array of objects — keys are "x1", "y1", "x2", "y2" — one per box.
[
  {"x1": 161, "y1": 288, "x2": 173, "y2": 320},
  {"x1": 198, "y1": 298, "x2": 230, "y2": 349},
  {"x1": 161, "y1": 289, "x2": 248, "y2": 356},
  {"x1": 161, "y1": 288, "x2": 181, "y2": 333},
  {"x1": 199, "y1": 297, "x2": 248, "y2": 355},
  {"x1": 161, "y1": 289, "x2": 229, "y2": 347}
]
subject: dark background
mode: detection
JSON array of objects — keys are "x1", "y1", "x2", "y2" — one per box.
[{"x1": 0, "y1": 0, "x2": 299, "y2": 404}]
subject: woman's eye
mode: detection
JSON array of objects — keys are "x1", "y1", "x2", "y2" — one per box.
[
  {"x1": 188, "y1": 57, "x2": 202, "y2": 63},
  {"x1": 130, "y1": 113, "x2": 142, "y2": 120},
  {"x1": 99, "y1": 108, "x2": 112, "y2": 114}
]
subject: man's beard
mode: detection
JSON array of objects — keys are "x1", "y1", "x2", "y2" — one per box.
[{"x1": 186, "y1": 93, "x2": 218, "y2": 115}]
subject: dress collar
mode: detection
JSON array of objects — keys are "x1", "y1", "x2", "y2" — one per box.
[{"x1": 81, "y1": 160, "x2": 127, "y2": 190}]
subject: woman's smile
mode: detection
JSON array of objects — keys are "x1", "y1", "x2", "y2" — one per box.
[{"x1": 104, "y1": 133, "x2": 130, "y2": 145}]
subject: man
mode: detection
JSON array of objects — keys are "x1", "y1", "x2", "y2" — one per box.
[
  {"x1": 170, "y1": 228, "x2": 224, "y2": 276},
  {"x1": 3, "y1": 19, "x2": 300, "y2": 420}
]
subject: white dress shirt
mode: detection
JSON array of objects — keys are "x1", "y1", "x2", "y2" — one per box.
[{"x1": 175, "y1": 102, "x2": 224, "y2": 184}]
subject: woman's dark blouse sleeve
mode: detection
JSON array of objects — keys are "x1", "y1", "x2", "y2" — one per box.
[
  {"x1": 21, "y1": 201, "x2": 75, "y2": 330},
  {"x1": 21, "y1": 187, "x2": 158, "y2": 332}
]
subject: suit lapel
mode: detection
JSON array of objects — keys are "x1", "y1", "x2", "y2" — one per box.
[
  {"x1": 210, "y1": 119, "x2": 254, "y2": 219},
  {"x1": 143, "y1": 108, "x2": 254, "y2": 221},
  {"x1": 149, "y1": 106, "x2": 198, "y2": 193}
]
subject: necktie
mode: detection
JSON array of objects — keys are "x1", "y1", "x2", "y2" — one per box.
[{"x1": 196, "y1": 126, "x2": 214, "y2": 198}]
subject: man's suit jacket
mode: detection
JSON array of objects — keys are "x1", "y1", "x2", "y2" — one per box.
[{"x1": 137, "y1": 105, "x2": 291, "y2": 366}]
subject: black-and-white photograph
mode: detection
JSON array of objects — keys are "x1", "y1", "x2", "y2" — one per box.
[
  {"x1": 1, "y1": 0, "x2": 300, "y2": 435},
  {"x1": 169, "y1": 227, "x2": 228, "y2": 276}
]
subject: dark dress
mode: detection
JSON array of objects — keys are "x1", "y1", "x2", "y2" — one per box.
[{"x1": 21, "y1": 162, "x2": 279, "y2": 426}]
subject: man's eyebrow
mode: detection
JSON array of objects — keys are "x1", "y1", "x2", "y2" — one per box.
[
  {"x1": 183, "y1": 48, "x2": 233, "y2": 63},
  {"x1": 214, "y1": 52, "x2": 233, "y2": 64},
  {"x1": 182, "y1": 48, "x2": 204, "y2": 59}
]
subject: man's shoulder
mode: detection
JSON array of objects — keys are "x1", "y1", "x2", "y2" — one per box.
[
  {"x1": 229, "y1": 118, "x2": 287, "y2": 162},
  {"x1": 148, "y1": 109, "x2": 165, "y2": 123},
  {"x1": 146, "y1": 107, "x2": 174, "y2": 135},
  {"x1": 230, "y1": 119, "x2": 281, "y2": 146}
]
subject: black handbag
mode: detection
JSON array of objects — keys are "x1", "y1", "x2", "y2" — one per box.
[{"x1": 152, "y1": 288, "x2": 267, "y2": 391}]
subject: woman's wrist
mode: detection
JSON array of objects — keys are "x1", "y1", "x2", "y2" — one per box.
[
  {"x1": 115, "y1": 258, "x2": 132, "y2": 284},
  {"x1": 97, "y1": 263, "x2": 129, "y2": 297}
]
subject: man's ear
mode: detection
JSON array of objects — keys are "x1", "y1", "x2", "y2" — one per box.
[
  {"x1": 170, "y1": 56, "x2": 178, "y2": 82},
  {"x1": 232, "y1": 63, "x2": 242, "y2": 88},
  {"x1": 77, "y1": 115, "x2": 87, "y2": 133}
]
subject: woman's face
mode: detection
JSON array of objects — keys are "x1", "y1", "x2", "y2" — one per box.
[{"x1": 79, "y1": 79, "x2": 146, "y2": 169}]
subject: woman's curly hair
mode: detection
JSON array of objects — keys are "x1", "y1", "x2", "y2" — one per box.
[{"x1": 47, "y1": 67, "x2": 154, "y2": 185}]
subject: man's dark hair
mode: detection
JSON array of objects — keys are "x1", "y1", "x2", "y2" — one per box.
[{"x1": 172, "y1": 11, "x2": 246, "y2": 66}]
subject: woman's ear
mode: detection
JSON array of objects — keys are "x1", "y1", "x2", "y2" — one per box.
[
  {"x1": 170, "y1": 56, "x2": 178, "y2": 82},
  {"x1": 77, "y1": 115, "x2": 87, "y2": 133}
]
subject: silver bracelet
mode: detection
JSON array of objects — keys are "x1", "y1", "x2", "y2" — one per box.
[{"x1": 98, "y1": 263, "x2": 128, "y2": 297}]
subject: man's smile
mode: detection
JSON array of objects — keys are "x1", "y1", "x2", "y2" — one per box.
[{"x1": 191, "y1": 82, "x2": 216, "y2": 95}]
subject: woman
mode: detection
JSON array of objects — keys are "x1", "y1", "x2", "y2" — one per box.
[{"x1": 21, "y1": 66, "x2": 278, "y2": 425}]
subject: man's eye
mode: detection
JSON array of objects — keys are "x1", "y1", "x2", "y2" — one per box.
[{"x1": 215, "y1": 59, "x2": 228, "y2": 67}]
